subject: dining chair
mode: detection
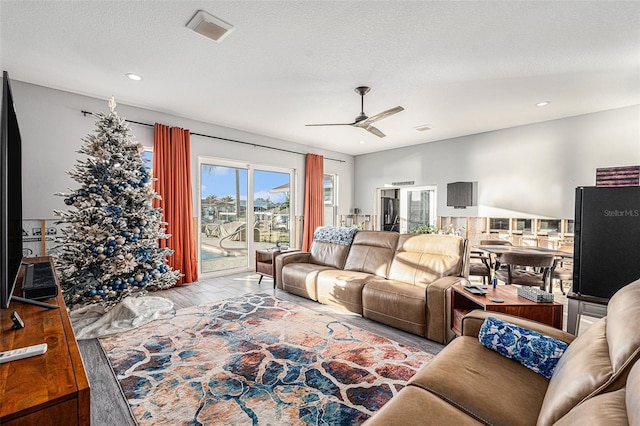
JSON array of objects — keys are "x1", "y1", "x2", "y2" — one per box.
[
  {"x1": 551, "y1": 244, "x2": 574, "y2": 295},
  {"x1": 495, "y1": 251, "x2": 555, "y2": 291},
  {"x1": 480, "y1": 239, "x2": 512, "y2": 271},
  {"x1": 469, "y1": 250, "x2": 491, "y2": 284}
]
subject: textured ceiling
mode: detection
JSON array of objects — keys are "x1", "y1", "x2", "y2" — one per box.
[{"x1": 1, "y1": 1, "x2": 639, "y2": 156}]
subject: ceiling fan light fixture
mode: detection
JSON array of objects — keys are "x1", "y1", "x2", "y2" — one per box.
[
  {"x1": 305, "y1": 86, "x2": 403, "y2": 138},
  {"x1": 186, "y1": 10, "x2": 235, "y2": 43}
]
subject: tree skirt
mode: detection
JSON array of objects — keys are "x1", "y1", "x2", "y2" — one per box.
[
  {"x1": 70, "y1": 296, "x2": 174, "y2": 340},
  {"x1": 100, "y1": 294, "x2": 435, "y2": 425}
]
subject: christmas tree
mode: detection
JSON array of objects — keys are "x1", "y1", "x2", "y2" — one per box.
[{"x1": 54, "y1": 98, "x2": 181, "y2": 309}]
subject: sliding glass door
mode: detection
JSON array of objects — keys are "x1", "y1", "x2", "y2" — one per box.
[
  {"x1": 200, "y1": 162, "x2": 249, "y2": 274},
  {"x1": 254, "y1": 169, "x2": 291, "y2": 250},
  {"x1": 199, "y1": 159, "x2": 293, "y2": 275}
]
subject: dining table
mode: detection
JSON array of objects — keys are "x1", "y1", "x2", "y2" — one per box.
[
  {"x1": 477, "y1": 245, "x2": 573, "y2": 259},
  {"x1": 476, "y1": 245, "x2": 573, "y2": 291}
]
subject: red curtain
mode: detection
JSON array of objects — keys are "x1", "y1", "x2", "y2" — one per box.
[
  {"x1": 302, "y1": 154, "x2": 324, "y2": 251},
  {"x1": 153, "y1": 123, "x2": 198, "y2": 285}
]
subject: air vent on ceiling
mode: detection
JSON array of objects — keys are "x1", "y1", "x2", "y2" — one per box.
[
  {"x1": 414, "y1": 124, "x2": 432, "y2": 132},
  {"x1": 186, "y1": 10, "x2": 235, "y2": 43}
]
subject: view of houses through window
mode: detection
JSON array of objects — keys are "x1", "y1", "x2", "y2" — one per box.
[{"x1": 199, "y1": 160, "x2": 293, "y2": 275}]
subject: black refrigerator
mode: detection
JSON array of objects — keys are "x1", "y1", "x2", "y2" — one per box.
[
  {"x1": 381, "y1": 197, "x2": 399, "y2": 232},
  {"x1": 573, "y1": 186, "x2": 640, "y2": 299}
]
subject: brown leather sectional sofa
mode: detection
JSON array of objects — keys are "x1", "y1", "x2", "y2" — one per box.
[
  {"x1": 275, "y1": 229, "x2": 470, "y2": 344},
  {"x1": 364, "y1": 278, "x2": 640, "y2": 425}
]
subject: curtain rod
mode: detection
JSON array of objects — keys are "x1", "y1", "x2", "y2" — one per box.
[{"x1": 80, "y1": 110, "x2": 345, "y2": 163}]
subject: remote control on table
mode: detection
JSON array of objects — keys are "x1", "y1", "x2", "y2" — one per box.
[{"x1": 0, "y1": 343, "x2": 47, "y2": 364}]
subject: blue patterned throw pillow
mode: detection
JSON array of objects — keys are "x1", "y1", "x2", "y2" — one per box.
[{"x1": 478, "y1": 316, "x2": 568, "y2": 379}]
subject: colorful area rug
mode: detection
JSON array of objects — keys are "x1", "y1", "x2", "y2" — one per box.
[{"x1": 100, "y1": 294, "x2": 435, "y2": 425}]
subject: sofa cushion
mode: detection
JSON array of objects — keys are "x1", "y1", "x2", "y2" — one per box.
[
  {"x1": 478, "y1": 316, "x2": 568, "y2": 379},
  {"x1": 280, "y1": 263, "x2": 333, "y2": 301},
  {"x1": 362, "y1": 385, "x2": 484, "y2": 426},
  {"x1": 628, "y1": 361, "x2": 640, "y2": 425},
  {"x1": 605, "y1": 278, "x2": 640, "y2": 386},
  {"x1": 538, "y1": 279, "x2": 640, "y2": 425},
  {"x1": 316, "y1": 269, "x2": 374, "y2": 314},
  {"x1": 537, "y1": 318, "x2": 612, "y2": 425},
  {"x1": 409, "y1": 336, "x2": 549, "y2": 426},
  {"x1": 309, "y1": 241, "x2": 351, "y2": 269},
  {"x1": 362, "y1": 280, "x2": 427, "y2": 336},
  {"x1": 553, "y1": 388, "x2": 627, "y2": 426},
  {"x1": 344, "y1": 230, "x2": 399, "y2": 278},
  {"x1": 388, "y1": 234, "x2": 464, "y2": 285}
]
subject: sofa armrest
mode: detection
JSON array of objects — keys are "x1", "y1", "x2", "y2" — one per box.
[
  {"x1": 275, "y1": 251, "x2": 311, "y2": 289},
  {"x1": 426, "y1": 276, "x2": 471, "y2": 343},
  {"x1": 461, "y1": 310, "x2": 576, "y2": 344}
]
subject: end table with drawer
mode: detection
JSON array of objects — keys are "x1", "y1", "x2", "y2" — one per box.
[
  {"x1": 255, "y1": 249, "x2": 299, "y2": 288},
  {"x1": 451, "y1": 284, "x2": 564, "y2": 336}
]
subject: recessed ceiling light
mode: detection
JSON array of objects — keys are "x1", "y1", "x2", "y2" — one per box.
[
  {"x1": 536, "y1": 101, "x2": 550, "y2": 107},
  {"x1": 126, "y1": 73, "x2": 143, "y2": 81},
  {"x1": 414, "y1": 124, "x2": 432, "y2": 132},
  {"x1": 359, "y1": 140, "x2": 366, "y2": 144}
]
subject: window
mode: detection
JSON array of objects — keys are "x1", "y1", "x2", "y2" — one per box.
[
  {"x1": 512, "y1": 218, "x2": 532, "y2": 233},
  {"x1": 538, "y1": 219, "x2": 561, "y2": 235},
  {"x1": 399, "y1": 186, "x2": 437, "y2": 233},
  {"x1": 324, "y1": 174, "x2": 337, "y2": 226},
  {"x1": 489, "y1": 218, "x2": 510, "y2": 231},
  {"x1": 142, "y1": 149, "x2": 153, "y2": 171}
]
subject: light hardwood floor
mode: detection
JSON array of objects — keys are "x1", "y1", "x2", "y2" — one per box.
[{"x1": 79, "y1": 272, "x2": 445, "y2": 426}]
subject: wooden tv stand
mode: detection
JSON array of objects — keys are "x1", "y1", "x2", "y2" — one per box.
[{"x1": 0, "y1": 257, "x2": 90, "y2": 425}]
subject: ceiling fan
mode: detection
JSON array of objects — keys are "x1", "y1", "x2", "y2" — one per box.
[{"x1": 306, "y1": 86, "x2": 404, "y2": 138}]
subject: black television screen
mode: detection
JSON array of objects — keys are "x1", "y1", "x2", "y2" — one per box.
[
  {"x1": 447, "y1": 181, "x2": 475, "y2": 208},
  {"x1": 1, "y1": 70, "x2": 24, "y2": 309}
]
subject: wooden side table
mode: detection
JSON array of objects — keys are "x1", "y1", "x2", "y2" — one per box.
[
  {"x1": 255, "y1": 249, "x2": 299, "y2": 289},
  {"x1": 1, "y1": 257, "x2": 90, "y2": 425},
  {"x1": 451, "y1": 284, "x2": 563, "y2": 336}
]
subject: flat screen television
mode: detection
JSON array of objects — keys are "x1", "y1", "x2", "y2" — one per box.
[
  {"x1": 0, "y1": 71, "x2": 24, "y2": 309},
  {"x1": 1, "y1": 71, "x2": 57, "y2": 310}
]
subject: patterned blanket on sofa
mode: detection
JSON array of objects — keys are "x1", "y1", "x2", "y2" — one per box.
[{"x1": 313, "y1": 226, "x2": 358, "y2": 246}]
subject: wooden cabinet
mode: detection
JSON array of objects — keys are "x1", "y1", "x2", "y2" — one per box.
[{"x1": 0, "y1": 257, "x2": 90, "y2": 425}]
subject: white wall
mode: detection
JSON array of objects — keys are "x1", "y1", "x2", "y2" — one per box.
[
  {"x1": 12, "y1": 81, "x2": 354, "y2": 220},
  {"x1": 355, "y1": 105, "x2": 640, "y2": 220},
  {"x1": 13, "y1": 79, "x2": 639, "y2": 227}
]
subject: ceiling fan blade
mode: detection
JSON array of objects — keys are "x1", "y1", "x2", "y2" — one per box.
[
  {"x1": 359, "y1": 106, "x2": 404, "y2": 126},
  {"x1": 363, "y1": 125, "x2": 386, "y2": 138},
  {"x1": 305, "y1": 122, "x2": 355, "y2": 127}
]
